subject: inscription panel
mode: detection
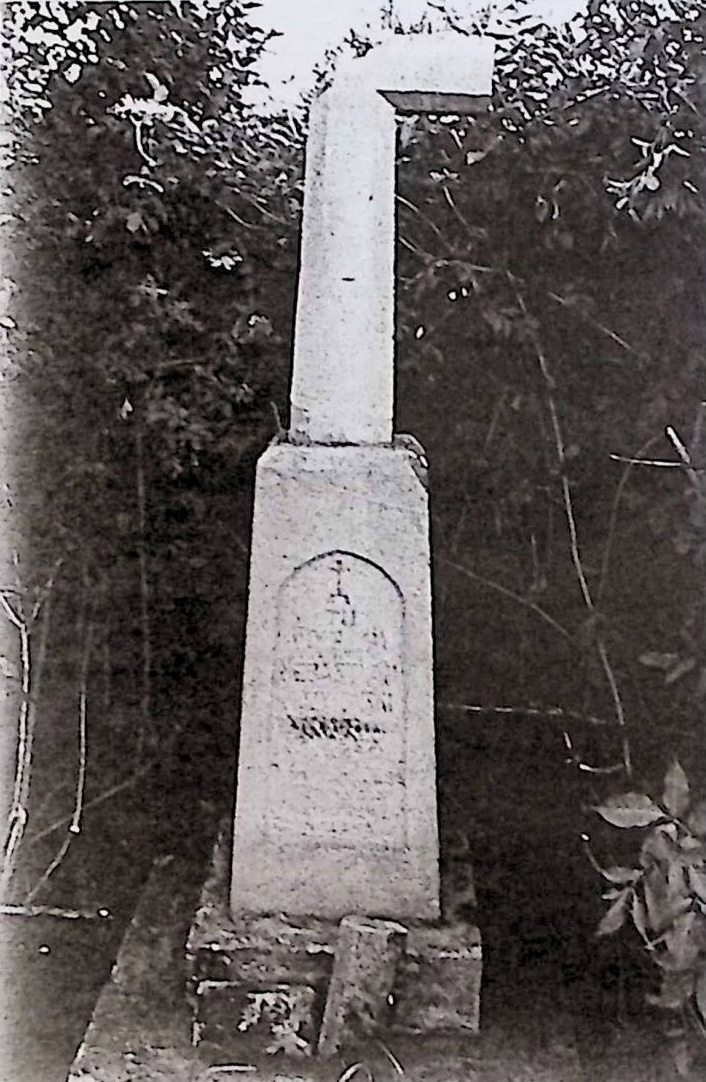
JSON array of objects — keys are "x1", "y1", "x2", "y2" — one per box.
[{"x1": 268, "y1": 552, "x2": 406, "y2": 848}]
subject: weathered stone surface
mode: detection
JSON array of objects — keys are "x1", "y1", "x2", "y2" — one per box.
[
  {"x1": 441, "y1": 838, "x2": 479, "y2": 925},
  {"x1": 289, "y1": 86, "x2": 395, "y2": 446},
  {"x1": 230, "y1": 33, "x2": 497, "y2": 930},
  {"x1": 68, "y1": 854, "x2": 208, "y2": 1082},
  {"x1": 187, "y1": 828, "x2": 336, "y2": 992},
  {"x1": 66, "y1": 840, "x2": 592, "y2": 1082},
  {"x1": 289, "y1": 33, "x2": 494, "y2": 445},
  {"x1": 391, "y1": 922, "x2": 482, "y2": 1034},
  {"x1": 190, "y1": 921, "x2": 335, "y2": 990},
  {"x1": 193, "y1": 981, "x2": 318, "y2": 1059},
  {"x1": 230, "y1": 440, "x2": 439, "y2": 921},
  {"x1": 318, "y1": 916, "x2": 407, "y2": 1057}
]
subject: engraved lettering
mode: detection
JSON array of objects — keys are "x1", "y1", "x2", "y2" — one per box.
[{"x1": 269, "y1": 552, "x2": 406, "y2": 846}]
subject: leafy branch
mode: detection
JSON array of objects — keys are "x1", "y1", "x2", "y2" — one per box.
[{"x1": 592, "y1": 760, "x2": 706, "y2": 1035}]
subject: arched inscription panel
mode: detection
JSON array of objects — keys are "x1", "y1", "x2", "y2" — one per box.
[{"x1": 267, "y1": 551, "x2": 406, "y2": 848}]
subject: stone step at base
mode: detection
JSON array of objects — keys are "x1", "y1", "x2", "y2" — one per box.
[
  {"x1": 66, "y1": 848, "x2": 597, "y2": 1082},
  {"x1": 187, "y1": 830, "x2": 482, "y2": 1059}
]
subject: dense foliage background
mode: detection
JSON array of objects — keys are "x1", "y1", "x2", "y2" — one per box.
[{"x1": 1, "y1": 0, "x2": 704, "y2": 1057}]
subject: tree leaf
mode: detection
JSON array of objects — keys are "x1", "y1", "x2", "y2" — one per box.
[
  {"x1": 631, "y1": 889, "x2": 649, "y2": 942},
  {"x1": 646, "y1": 969, "x2": 694, "y2": 1010},
  {"x1": 126, "y1": 211, "x2": 143, "y2": 233},
  {"x1": 640, "y1": 823, "x2": 678, "y2": 868},
  {"x1": 659, "y1": 912, "x2": 705, "y2": 972},
  {"x1": 603, "y1": 864, "x2": 641, "y2": 885},
  {"x1": 644, "y1": 867, "x2": 691, "y2": 935},
  {"x1": 597, "y1": 888, "x2": 630, "y2": 937},
  {"x1": 638, "y1": 651, "x2": 678, "y2": 670},
  {"x1": 664, "y1": 657, "x2": 695, "y2": 685},
  {"x1": 663, "y1": 760, "x2": 690, "y2": 818},
  {"x1": 594, "y1": 793, "x2": 664, "y2": 829}
]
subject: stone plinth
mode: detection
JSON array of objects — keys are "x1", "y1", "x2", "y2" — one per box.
[
  {"x1": 188, "y1": 830, "x2": 482, "y2": 1060},
  {"x1": 392, "y1": 924, "x2": 483, "y2": 1034},
  {"x1": 187, "y1": 834, "x2": 336, "y2": 992},
  {"x1": 230, "y1": 437, "x2": 439, "y2": 921}
]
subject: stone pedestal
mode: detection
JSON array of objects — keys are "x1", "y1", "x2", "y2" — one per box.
[
  {"x1": 187, "y1": 830, "x2": 482, "y2": 1060},
  {"x1": 230, "y1": 436, "x2": 439, "y2": 921}
]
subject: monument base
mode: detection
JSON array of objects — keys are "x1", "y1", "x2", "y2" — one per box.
[
  {"x1": 186, "y1": 830, "x2": 482, "y2": 1059},
  {"x1": 230, "y1": 437, "x2": 440, "y2": 922}
]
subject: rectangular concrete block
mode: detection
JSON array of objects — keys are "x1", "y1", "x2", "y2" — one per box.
[
  {"x1": 230, "y1": 440, "x2": 439, "y2": 921},
  {"x1": 318, "y1": 916, "x2": 407, "y2": 1056},
  {"x1": 392, "y1": 923, "x2": 482, "y2": 1034}
]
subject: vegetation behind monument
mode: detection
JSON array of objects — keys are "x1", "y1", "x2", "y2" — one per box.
[{"x1": 1, "y1": 0, "x2": 704, "y2": 1057}]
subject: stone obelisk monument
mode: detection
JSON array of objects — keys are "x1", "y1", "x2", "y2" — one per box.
[
  {"x1": 230, "y1": 34, "x2": 494, "y2": 922},
  {"x1": 187, "y1": 33, "x2": 494, "y2": 1058}
]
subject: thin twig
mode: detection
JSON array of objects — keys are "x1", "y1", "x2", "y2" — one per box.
[
  {"x1": 0, "y1": 591, "x2": 30, "y2": 893},
  {"x1": 222, "y1": 204, "x2": 258, "y2": 230},
  {"x1": 445, "y1": 391, "x2": 508, "y2": 571},
  {"x1": 25, "y1": 834, "x2": 72, "y2": 904},
  {"x1": 665, "y1": 424, "x2": 701, "y2": 491},
  {"x1": 0, "y1": 903, "x2": 112, "y2": 920},
  {"x1": 548, "y1": 291, "x2": 636, "y2": 354},
  {"x1": 25, "y1": 597, "x2": 94, "y2": 904},
  {"x1": 70, "y1": 613, "x2": 93, "y2": 836},
  {"x1": 562, "y1": 728, "x2": 628, "y2": 775},
  {"x1": 441, "y1": 183, "x2": 478, "y2": 244},
  {"x1": 691, "y1": 400, "x2": 705, "y2": 454},
  {"x1": 440, "y1": 557, "x2": 574, "y2": 644},
  {"x1": 599, "y1": 437, "x2": 659, "y2": 606},
  {"x1": 0, "y1": 558, "x2": 61, "y2": 891},
  {"x1": 576, "y1": 760, "x2": 626, "y2": 775},
  {"x1": 375, "y1": 1039, "x2": 405, "y2": 1076},
  {"x1": 135, "y1": 427, "x2": 152, "y2": 757},
  {"x1": 396, "y1": 192, "x2": 453, "y2": 249},
  {"x1": 442, "y1": 703, "x2": 615, "y2": 727},
  {"x1": 483, "y1": 389, "x2": 508, "y2": 456},
  {"x1": 512, "y1": 279, "x2": 632, "y2": 778},
  {"x1": 398, "y1": 233, "x2": 422, "y2": 255},
  {"x1": 25, "y1": 762, "x2": 154, "y2": 848},
  {"x1": 132, "y1": 120, "x2": 158, "y2": 168},
  {"x1": 607, "y1": 453, "x2": 697, "y2": 469}
]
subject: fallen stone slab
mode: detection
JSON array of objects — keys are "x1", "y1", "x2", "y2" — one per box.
[
  {"x1": 317, "y1": 915, "x2": 407, "y2": 1057},
  {"x1": 187, "y1": 826, "x2": 484, "y2": 1059}
]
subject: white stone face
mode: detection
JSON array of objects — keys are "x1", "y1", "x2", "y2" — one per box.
[
  {"x1": 231, "y1": 443, "x2": 439, "y2": 920},
  {"x1": 288, "y1": 34, "x2": 494, "y2": 445},
  {"x1": 231, "y1": 34, "x2": 495, "y2": 923},
  {"x1": 340, "y1": 31, "x2": 495, "y2": 99},
  {"x1": 289, "y1": 88, "x2": 396, "y2": 445},
  {"x1": 270, "y1": 553, "x2": 405, "y2": 849}
]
